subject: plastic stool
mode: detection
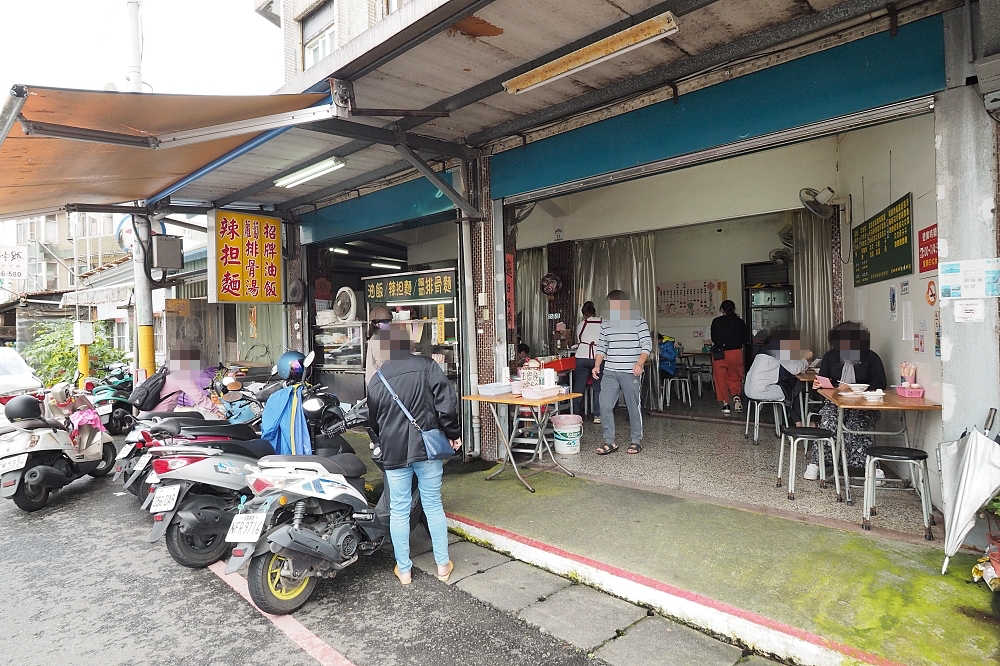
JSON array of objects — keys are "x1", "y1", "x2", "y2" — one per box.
[
  {"x1": 862, "y1": 446, "x2": 934, "y2": 540},
  {"x1": 744, "y1": 398, "x2": 787, "y2": 444},
  {"x1": 777, "y1": 426, "x2": 838, "y2": 501}
]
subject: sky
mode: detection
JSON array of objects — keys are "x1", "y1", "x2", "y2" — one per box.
[{"x1": 0, "y1": 0, "x2": 285, "y2": 95}]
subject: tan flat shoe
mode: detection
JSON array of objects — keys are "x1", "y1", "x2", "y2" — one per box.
[
  {"x1": 394, "y1": 565, "x2": 412, "y2": 585},
  {"x1": 436, "y1": 560, "x2": 454, "y2": 582}
]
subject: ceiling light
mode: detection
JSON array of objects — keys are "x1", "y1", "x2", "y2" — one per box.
[
  {"x1": 387, "y1": 298, "x2": 452, "y2": 307},
  {"x1": 502, "y1": 12, "x2": 679, "y2": 95},
  {"x1": 274, "y1": 157, "x2": 346, "y2": 188},
  {"x1": 330, "y1": 247, "x2": 349, "y2": 254},
  {"x1": 371, "y1": 262, "x2": 401, "y2": 270}
]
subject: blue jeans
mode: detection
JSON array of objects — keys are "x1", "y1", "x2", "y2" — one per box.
[{"x1": 383, "y1": 459, "x2": 449, "y2": 573}]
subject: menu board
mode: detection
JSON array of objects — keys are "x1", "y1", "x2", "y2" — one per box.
[
  {"x1": 657, "y1": 281, "x2": 723, "y2": 317},
  {"x1": 852, "y1": 193, "x2": 913, "y2": 287},
  {"x1": 364, "y1": 269, "x2": 456, "y2": 303}
]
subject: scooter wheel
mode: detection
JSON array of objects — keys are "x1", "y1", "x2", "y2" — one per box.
[
  {"x1": 247, "y1": 552, "x2": 316, "y2": 615},
  {"x1": 88, "y1": 443, "x2": 116, "y2": 478},
  {"x1": 105, "y1": 414, "x2": 124, "y2": 436},
  {"x1": 165, "y1": 522, "x2": 230, "y2": 568},
  {"x1": 12, "y1": 475, "x2": 49, "y2": 512}
]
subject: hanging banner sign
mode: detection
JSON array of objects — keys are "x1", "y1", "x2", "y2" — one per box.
[
  {"x1": 364, "y1": 269, "x2": 456, "y2": 303},
  {"x1": 0, "y1": 245, "x2": 28, "y2": 280},
  {"x1": 852, "y1": 193, "x2": 913, "y2": 287},
  {"x1": 917, "y1": 224, "x2": 938, "y2": 273},
  {"x1": 207, "y1": 211, "x2": 283, "y2": 304}
]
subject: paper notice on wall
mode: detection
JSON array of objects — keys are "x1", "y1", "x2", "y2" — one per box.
[
  {"x1": 902, "y1": 301, "x2": 913, "y2": 341},
  {"x1": 888, "y1": 285, "x2": 898, "y2": 322},
  {"x1": 914, "y1": 333, "x2": 925, "y2": 353},
  {"x1": 856, "y1": 291, "x2": 865, "y2": 321},
  {"x1": 939, "y1": 258, "x2": 1000, "y2": 299},
  {"x1": 954, "y1": 299, "x2": 986, "y2": 323}
]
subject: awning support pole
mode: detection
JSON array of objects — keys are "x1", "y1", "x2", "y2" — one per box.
[
  {"x1": 132, "y1": 215, "x2": 155, "y2": 381},
  {"x1": 394, "y1": 144, "x2": 482, "y2": 218}
]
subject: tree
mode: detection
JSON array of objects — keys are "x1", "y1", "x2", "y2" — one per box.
[{"x1": 22, "y1": 320, "x2": 127, "y2": 387}]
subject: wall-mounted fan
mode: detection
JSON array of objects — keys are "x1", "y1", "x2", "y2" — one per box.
[
  {"x1": 332, "y1": 286, "x2": 357, "y2": 322},
  {"x1": 540, "y1": 272, "x2": 563, "y2": 298},
  {"x1": 799, "y1": 187, "x2": 836, "y2": 219},
  {"x1": 770, "y1": 248, "x2": 793, "y2": 267},
  {"x1": 286, "y1": 279, "x2": 305, "y2": 305}
]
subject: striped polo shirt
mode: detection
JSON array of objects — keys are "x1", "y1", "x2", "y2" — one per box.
[{"x1": 595, "y1": 318, "x2": 652, "y2": 372}]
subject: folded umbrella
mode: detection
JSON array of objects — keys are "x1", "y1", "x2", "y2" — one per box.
[{"x1": 939, "y1": 428, "x2": 1000, "y2": 574}]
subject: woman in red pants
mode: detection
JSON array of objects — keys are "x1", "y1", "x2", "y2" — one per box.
[{"x1": 710, "y1": 300, "x2": 749, "y2": 415}]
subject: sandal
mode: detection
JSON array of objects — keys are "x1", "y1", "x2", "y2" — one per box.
[
  {"x1": 436, "y1": 561, "x2": 455, "y2": 582},
  {"x1": 394, "y1": 565, "x2": 412, "y2": 585},
  {"x1": 596, "y1": 443, "x2": 619, "y2": 455},
  {"x1": 627, "y1": 443, "x2": 643, "y2": 454}
]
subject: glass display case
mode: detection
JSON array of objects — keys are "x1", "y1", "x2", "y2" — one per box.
[{"x1": 312, "y1": 321, "x2": 365, "y2": 370}]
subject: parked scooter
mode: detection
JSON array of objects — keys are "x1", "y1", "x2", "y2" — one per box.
[
  {"x1": 89, "y1": 363, "x2": 135, "y2": 435},
  {"x1": 0, "y1": 385, "x2": 116, "y2": 511}
]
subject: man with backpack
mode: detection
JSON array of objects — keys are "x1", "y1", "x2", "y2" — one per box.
[{"x1": 131, "y1": 347, "x2": 223, "y2": 418}]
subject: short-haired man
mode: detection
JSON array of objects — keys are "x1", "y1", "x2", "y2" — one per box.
[{"x1": 592, "y1": 290, "x2": 652, "y2": 455}]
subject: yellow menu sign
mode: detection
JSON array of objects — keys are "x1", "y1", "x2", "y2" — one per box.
[{"x1": 207, "y1": 211, "x2": 283, "y2": 303}]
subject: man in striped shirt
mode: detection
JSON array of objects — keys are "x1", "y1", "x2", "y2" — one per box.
[{"x1": 592, "y1": 290, "x2": 652, "y2": 455}]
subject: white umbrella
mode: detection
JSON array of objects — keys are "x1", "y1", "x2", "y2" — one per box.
[{"x1": 939, "y1": 428, "x2": 1000, "y2": 574}]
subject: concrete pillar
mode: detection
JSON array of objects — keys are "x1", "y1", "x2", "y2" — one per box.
[{"x1": 935, "y1": 90, "x2": 999, "y2": 439}]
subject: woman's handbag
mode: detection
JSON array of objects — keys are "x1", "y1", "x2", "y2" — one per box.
[{"x1": 376, "y1": 370, "x2": 455, "y2": 460}]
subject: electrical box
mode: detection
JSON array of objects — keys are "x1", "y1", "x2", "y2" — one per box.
[
  {"x1": 73, "y1": 321, "x2": 94, "y2": 346},
  {"x1": 152, "y1": 235, "x2": 184, "y2": 270}
]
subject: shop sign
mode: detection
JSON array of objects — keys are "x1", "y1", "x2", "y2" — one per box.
[
  {"x1": 364, "y1": 269, "x2": 456, "y2": 302},
  {"x1": 0, "y1": 245, "x2": 28, "y2": 280},
  {"x1": 917, "y1": 224, "x2": 938, "y2": 273},
  {"x1": 207, "y1": 211, "x2": 283, "y2": 304},
  {"x1": 852, "y1": 193, "x2": 913, "y2": 287}
]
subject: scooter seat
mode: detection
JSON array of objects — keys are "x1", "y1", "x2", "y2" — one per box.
[
  {"x1": 180, "y1": 423, "x2": 259, "y2": 441},
  {"x1": 261, "y1": 453, "x2": 367, "y2": 479},
  {"x1": 138, "y1": 411, "x2": 206, "y2": 420},
  {"x1": 0, "y1": 419, "x2": 69, "y2": 435},
  {"x1": 212, "y1": 438, "x2": 274, "y2": 459}
]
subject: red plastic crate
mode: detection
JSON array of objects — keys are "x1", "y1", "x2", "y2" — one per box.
[{"x1": 542, "y1": 357, "x2": 576, "y2": 373}]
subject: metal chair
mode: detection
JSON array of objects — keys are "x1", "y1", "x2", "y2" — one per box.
[
  {"x1": 776, "y1": 426, "x2": 838, "y2": 500},
  {"x1": 862, "y1": 446, "x2": 934, "y2": 540},
  {"x1": 662, "y1": 371, "x2": 692, "y2": 410},
  {"x1": 744, "y1": 398, "x2": 787, "y2": 443}
]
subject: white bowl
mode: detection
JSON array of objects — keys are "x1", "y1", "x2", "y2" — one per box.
[
  {"x1": 848, "y1": 383, "x2": 869, "y2": 393},
  {"x1": 862, "y1": 390, "x2": 884, "y2": 402}
]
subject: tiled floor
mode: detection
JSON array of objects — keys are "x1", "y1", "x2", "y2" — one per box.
[{"x1": 550, "y1": 407, "x2": 939, "y2": 538}]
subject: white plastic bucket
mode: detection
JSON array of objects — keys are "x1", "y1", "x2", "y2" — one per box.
[{"x1": 553, "y1": 424, "x2": 582, "y2": 455}]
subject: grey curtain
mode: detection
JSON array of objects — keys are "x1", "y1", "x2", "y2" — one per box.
[
  {"x1": 573, "y1": 232, "x2": 659, "y2": 404},
  {"x1": 791, "y1": 209, "x2": 834, "y2": 356},
  {"x1": 516, "y1": 247, "x2": 548, "y2": 357}
]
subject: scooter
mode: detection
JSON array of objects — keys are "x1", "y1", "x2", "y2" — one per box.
[
  {"x1": 0, "y1": 384, "x2": 116, "y2": 511},
  {"x1": 224, "y1": 394, "x2": 419, "y2": 615}
]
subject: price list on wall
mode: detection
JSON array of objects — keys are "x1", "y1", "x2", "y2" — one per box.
[{"x1": 852, "y1": 193, "x2": 914, "y2": 287}]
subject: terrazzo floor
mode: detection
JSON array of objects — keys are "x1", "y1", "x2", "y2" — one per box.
[{"x1": 548, "y1": 410, "x2": 940, "y2": 539}]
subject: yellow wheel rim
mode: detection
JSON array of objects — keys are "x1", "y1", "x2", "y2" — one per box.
[{"x1": 266, "y1": 554, "x2": 310, "y2": 600}]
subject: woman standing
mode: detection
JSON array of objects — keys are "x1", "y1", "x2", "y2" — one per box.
[
  {"x1": 572, "y1": 301, "x2": 603, "y2": 422},
  {"x1": 807, "y1": 321, "x2": 888, "y2": 480},
  {"x1": 710, "y1": 300, "x2": 749, "y2": 415}
]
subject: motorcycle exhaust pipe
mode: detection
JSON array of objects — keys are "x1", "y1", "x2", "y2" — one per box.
[
  {"x1": 268, "y1": 526, "x2": 357, "y2": 570},
  {"x1": 24, "y1": 465, "x2": 71, "y2": 489}
]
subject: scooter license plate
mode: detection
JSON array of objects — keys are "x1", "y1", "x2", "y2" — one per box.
[
  {"x1": 0, "y1": 453, "x2": 28, "y2": 475},
  {"x1": 226, "y1": 513, "x2": 266, "y2": 542},
  {"x1": 115, "y1": 443, "x2": 134, "y2": 461},
  {"x1": 97, "y1": 403, "x2": 113, "y2": 416},
  {"x1": 134, "y1": 453, "x2": 152, "y2": 472},
  {"x1": 149, "y1": 484, "x2": 181, "y2": 513}
]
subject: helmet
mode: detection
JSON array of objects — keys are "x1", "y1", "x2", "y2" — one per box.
[
  {"x1": 276, "y1": 351, "x2": 306, "y2": 381},
  {"x1": 5, "y1": 394, "x2": 42, "y2": 422},
  {"x1": 369, "y1": 306, "x2": 392, "y2": 322}
]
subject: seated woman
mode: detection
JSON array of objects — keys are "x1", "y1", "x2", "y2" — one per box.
[
  {"x1": 744, "y1": 327, "x2": 813, "y2": 426},
  {"x1": 807, "y1": 321, "x2": 887, "y2": 481},
  {"x1": 658, "y1": 335, "x2": 678, "y2": 380}
]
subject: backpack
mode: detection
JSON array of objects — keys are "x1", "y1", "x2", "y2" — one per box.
[{"x1": 127, "y1": 366, "x2": 178, "y2": 411}]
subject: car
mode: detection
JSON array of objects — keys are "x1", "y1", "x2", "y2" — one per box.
[{"x1": 0, "y1": 347, "x2": 43, "y2": 407}]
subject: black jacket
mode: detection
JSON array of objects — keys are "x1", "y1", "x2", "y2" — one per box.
[
  {"x1": 366, "y1": 354, "x2": 461, "y2": 470},
  {"x1": 818, "y1": 349, "x2": 888, "y2": 390},
  {"x1": 710, "y1": 315, "x2": 749, "y2": 352}
]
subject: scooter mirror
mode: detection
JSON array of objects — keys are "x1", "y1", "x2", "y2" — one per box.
[
  {"x1": 303, "y1": 351, "x2": 315, "y2": 368},
  {"x1": 222, "y1": 390, "x2": 243, "y2": 402},
  {"x1": 271, "y1": 364, "x2": 278, "y2": 376}
]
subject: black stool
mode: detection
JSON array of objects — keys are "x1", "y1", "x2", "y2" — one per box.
[
  {"x1": 777, "y1": 426, "x2": 839, "y2": 501},
  {"x1": 862, "y1": 446, "x2": 934, "y2": 540}
]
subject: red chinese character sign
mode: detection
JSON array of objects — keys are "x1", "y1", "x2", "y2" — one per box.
[{"x1": 207, "y1": 211, "x2": 283, "y2": 304}]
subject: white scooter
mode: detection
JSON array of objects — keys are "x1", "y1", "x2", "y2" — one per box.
[{"x1": 0, "y1": 383, "x2": 116, "y2": 511}]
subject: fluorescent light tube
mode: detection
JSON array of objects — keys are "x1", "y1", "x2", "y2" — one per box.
[
  {"x1": 503, "y1": 12, "x2": 679, "y2": 95},
  {"x1": 274, "y1": 157, "x2": 346, "y2": 188},
  {"x1": 330, "y1": 247, "x2": 349, "y2": 254},
  {"x1": 371, "y1": 262, "x2": 401, "y2": 270},
  {"x1": 387, "y1": 298, "x2": 452, "y2": 306}
]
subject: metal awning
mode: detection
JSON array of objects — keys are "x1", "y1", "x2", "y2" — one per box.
[
  {"x1": 0, "y1": 85, "x2": 327, "y2": 218},
  {"x1": 59, "y1": 285, "x2": 133, "y2": 308}
]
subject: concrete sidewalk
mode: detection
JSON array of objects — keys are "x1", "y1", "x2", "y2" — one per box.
[{"x1": 439, "y1": 464, "x2": 998, "y2": 666}]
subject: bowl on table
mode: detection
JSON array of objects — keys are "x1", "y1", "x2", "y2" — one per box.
[
  {"x1": 846, "y1": 383, "x2": 869, "y2": 394},
  {"x1": 862, "y1": 389, "x2": 885, "y2": 403}
]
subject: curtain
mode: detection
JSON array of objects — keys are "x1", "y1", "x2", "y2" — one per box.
[
  {"x1": 573, "y1": 232, "x2": 658, "y2": 405},
  {"x1": 515, "y1": 247, "x2": 548, "y2": 357},
  {"x1": 791, "y1": 209, "x2": 834, "y2": 356}
]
